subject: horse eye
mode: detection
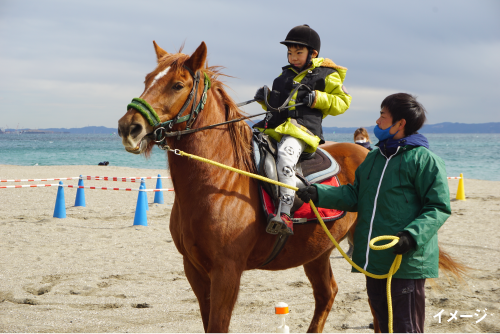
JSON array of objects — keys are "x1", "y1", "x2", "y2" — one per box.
[{"x1": 173, "y1": 83, "x2": 184, "y2": 91}]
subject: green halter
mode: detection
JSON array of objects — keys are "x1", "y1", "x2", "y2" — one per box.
[{"x1": 127, "y1": 70, "x2": 211, "y2": 131}]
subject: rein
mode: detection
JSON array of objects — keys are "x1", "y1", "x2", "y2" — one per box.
[
  {"x1": 164, "y1": 146, "x2": 402, "y2": 333},
  {"x1": 127, "y1": 69, "x2": 310, "y2": 147},
  {"x1": 127, "y1": 65, "x2": 211, "y2": 144}
]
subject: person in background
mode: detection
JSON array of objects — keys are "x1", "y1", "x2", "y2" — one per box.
[{"x1": 353, "y1": 127, "x2": 372, "y2": 151}]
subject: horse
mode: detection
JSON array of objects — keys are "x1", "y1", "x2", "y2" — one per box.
[{"x1": 118, "y1": 41, "x2": 465, "y2": 333}]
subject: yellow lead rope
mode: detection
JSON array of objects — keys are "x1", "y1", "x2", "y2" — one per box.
[{"x1": 175, "y1": 149, "x2": 401, "y2": 333}]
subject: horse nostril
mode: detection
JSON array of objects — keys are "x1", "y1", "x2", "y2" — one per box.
[{"x1": 130, "y1": 123, "x2": 143, "y2": 138}]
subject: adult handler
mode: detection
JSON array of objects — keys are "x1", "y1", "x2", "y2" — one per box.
[{"x1": 297, "y1": 93, "x2": 451, "y2": 333}]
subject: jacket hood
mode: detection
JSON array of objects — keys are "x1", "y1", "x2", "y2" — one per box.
[
  {"x1": 312, "y1": 58, "x2": 347, "y2": 81},
  {"x1": 397, "y1": 133, "x2": 429, "y2": 148},
  {"x1": 377, "y1": 133, "x2": 429, "y2": 157},
  {"x1": 284, "y1": 58, "x2": 347, "y2": 81}
]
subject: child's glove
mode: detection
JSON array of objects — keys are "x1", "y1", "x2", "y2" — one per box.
[
  {"x1": 392, "y1": 231, "x2": 416, "y2": 254},
  {"x1": 296, "y1": 185, "x2": 318, "y2": 203},
  {"x1": 301, "y1": 91, "x2": 316, "y2": 107},
  {"x1": 254, "y1": 87, "x2": 265, "y2": 102}
]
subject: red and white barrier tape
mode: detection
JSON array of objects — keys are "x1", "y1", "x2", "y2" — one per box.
[
  {"x1": 81, "y1": 175, "x2": 171, "y2": 182},
  {"x1": 0, "y1": 183, "x2": 174, "y2": 192},
  {"x1": 447, "y1": 177, "x2": 462, "y2": 179},
  {"x1": 0, "y1": 175, "x2": 171, "y2": 183},
  {"x1": 1, "y1": 177, "x2": 80, "y2": 183}
]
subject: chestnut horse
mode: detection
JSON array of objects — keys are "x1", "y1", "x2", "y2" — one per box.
[{"x1": 118, "y1": 41, "x2": 463, "y2": 333}]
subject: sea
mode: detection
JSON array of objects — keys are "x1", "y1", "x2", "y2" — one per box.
[{"x1": 0, "y1": 132, "x2": 499, "y2": 181}]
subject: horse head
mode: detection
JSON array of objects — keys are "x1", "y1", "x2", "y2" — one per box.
[{"x1": 118, "y1": 41, "x2": 208, "y2": 155}]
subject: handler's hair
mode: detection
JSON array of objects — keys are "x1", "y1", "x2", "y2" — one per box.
[{"x1": 381, "y1": 93, "x2": 427, "y2": 136}]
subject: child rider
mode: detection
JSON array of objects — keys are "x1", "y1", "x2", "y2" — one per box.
[{"x1": 253, "y1": 24, "x2": 351, "y2": 235}]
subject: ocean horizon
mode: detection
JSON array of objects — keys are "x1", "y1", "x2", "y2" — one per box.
[{"x1": 1, "y1": 132, "x2": 499, "y2": 181}]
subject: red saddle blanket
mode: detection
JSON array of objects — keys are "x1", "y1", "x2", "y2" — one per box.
[{"x1": 259, "y1": 175, "x2": 346, "y2": 224}]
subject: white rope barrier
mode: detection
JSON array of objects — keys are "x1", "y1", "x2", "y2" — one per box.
[{"x1": 447, "y1": 176, "x2": 462, "y2": 179}]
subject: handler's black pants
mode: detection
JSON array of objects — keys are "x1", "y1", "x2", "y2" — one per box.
[{"x1": 366, "y1": 276, "x2": 426, "y2": 333}]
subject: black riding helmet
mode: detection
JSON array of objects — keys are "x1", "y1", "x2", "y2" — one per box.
[{"x1": 280, "y1": 24, "x2": 321, "y2": 55}]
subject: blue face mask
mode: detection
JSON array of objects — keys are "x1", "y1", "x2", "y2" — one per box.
[{"x1": 374, "y1": 124, "x2": 397, "y2": 141}]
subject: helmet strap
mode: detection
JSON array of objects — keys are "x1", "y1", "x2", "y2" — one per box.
[{"x1": 298, "y1": 48, "x2": 313, "y2": 72}]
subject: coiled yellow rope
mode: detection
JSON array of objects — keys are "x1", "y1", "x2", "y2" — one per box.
[{"x1": 175, "y1": 149, "x2": 401, "y2": 332}]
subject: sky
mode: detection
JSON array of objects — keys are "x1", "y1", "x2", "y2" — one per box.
[{"x1": 0, "y1": 0, "x2": 499, "y2": 129}]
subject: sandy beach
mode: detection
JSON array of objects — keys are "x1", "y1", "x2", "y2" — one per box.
[{"x1": 0, "y1": 164, "x2": 498, "y2": 333}]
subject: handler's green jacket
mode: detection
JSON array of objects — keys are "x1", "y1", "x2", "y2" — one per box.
[{"x1": 314, "y1": 139, "x2": 451, "y2": 278}]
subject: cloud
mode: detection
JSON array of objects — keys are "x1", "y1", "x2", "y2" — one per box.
[{"x1": 0, "y1": 0, "x2": 499, "y2": 128}]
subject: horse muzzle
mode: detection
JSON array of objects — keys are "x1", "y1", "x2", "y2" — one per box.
[{"x1": 124, "y1": 136, "x2": 150, "y2": 154}]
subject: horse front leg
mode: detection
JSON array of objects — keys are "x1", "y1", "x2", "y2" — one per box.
[
  {"x1": 303, "y1": 249, "x2": 338, "y2": 333},
  {"x1": 183, "y1": 257, "x2": 211, "y2": 331},
  {"x1": 207, "y1": 262, "x2": 243, "y2": 333}
]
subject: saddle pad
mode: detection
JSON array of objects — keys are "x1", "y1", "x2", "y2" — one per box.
[
  {"x1": 252, "y1": 136, "x2": 340, "y2": 184},
  {"x1": 259, "y1": 175, "x2": 346, "y2": 224},
  {"x1": 303, "y1": 148, "x2": 340, "y2": 184}
]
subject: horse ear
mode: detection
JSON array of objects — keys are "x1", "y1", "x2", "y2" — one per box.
[
  {"x1": 153, "y1": 40, "x2": 168, "y2": 62},
  {"x1": 185, "y1": 42, "x2": 207, "y2": 72}
]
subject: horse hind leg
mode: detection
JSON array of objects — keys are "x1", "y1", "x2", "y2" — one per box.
[
  {"x1": 183, "y1": 257, "x2": 211, "y2": 331},
  {"x1": 303, "y1": 249, "x2": 338, "y2": 333},
  {"x1": 367, "y1": 298, "x2": 381, "y2": 333}
]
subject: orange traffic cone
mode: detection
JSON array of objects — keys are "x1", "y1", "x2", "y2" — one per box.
[{"x1": 456, "y1": 173, "x2": 465, "y2": 201}]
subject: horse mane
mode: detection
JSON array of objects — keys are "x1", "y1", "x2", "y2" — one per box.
[{"x1": 147, "y1": 51, "x2": 254, "y2": 172}]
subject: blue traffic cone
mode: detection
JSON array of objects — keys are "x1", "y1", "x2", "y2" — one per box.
[
  {"x1": 154, "y1": 174, "x2": 164, "y2": 204},
  {"x1": 133, "y1": 180, "x2": 148, "y2": 226},
  {"x1": 75, "y1": 175, "x2": 86, "y2": 207},
  {"x1": 53, "y1": 181, "x2": 66, "y2": 218},
  {"x1": 142, "y1": 178, "x2": 149, "y2": 211}
]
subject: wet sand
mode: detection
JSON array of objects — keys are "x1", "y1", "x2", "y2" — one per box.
[{"x1": 0, "y1": 165, "x2": 499, "y2": 332}]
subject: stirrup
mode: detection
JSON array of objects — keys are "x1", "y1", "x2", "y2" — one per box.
[
  {"x1": 279, "y1": 213, "x2": 294, "y2": 236},
  {"x1": 266, "y1": 213, "x2": 294, "y2": 236},
  {"x1": 266, "y1": 214, "x2": 283, "y2": 235}
]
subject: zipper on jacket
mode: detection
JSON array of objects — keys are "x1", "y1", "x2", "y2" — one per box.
[{"x1": 364, "y1": 147, "x2": 401, "y2": 271}]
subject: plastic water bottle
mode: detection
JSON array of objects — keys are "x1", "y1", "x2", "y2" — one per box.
[{"x1": 275, "y1": 302, "x2": 289, "y2": 333}]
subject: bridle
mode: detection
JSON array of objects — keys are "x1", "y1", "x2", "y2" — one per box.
[
  {"x1": 126, "y1": 65, "x2": 309, "y2": 149},
  {"x1": 127, "y1": 65, "x2": 211, "y2": 146}
]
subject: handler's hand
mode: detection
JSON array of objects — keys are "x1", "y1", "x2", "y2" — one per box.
[
  {"x1": 296, "y1": 185, "x2": 318, "y2": 203},
  {"x1": 392, "y1": 231, "x2": 416, "y2": 254}
]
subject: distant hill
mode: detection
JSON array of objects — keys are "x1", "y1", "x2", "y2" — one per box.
[
  {"x1": 41, "y1": 126, "x2": 117, "y2": 134},
  {"x1": 2, "y1": 126, "x2": 117, "y2": 134},
  {"x1": 3, "y1": 122, "x2": 500, "y2": 134},
  {"x1": 419, "y1": 122, "x2": 500, "y2": 133},
  {"x1": 323, "y1": 122, "x2": 500, "y2": 134}
]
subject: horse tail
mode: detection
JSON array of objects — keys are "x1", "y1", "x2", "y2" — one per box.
[{"x1": 438, "y1": 246, "x2": 469, "y2": 282}]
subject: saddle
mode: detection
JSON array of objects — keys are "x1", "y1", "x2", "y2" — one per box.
[{"x1": 252, "y1": 131, "x2": 345, "y2": 225}]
